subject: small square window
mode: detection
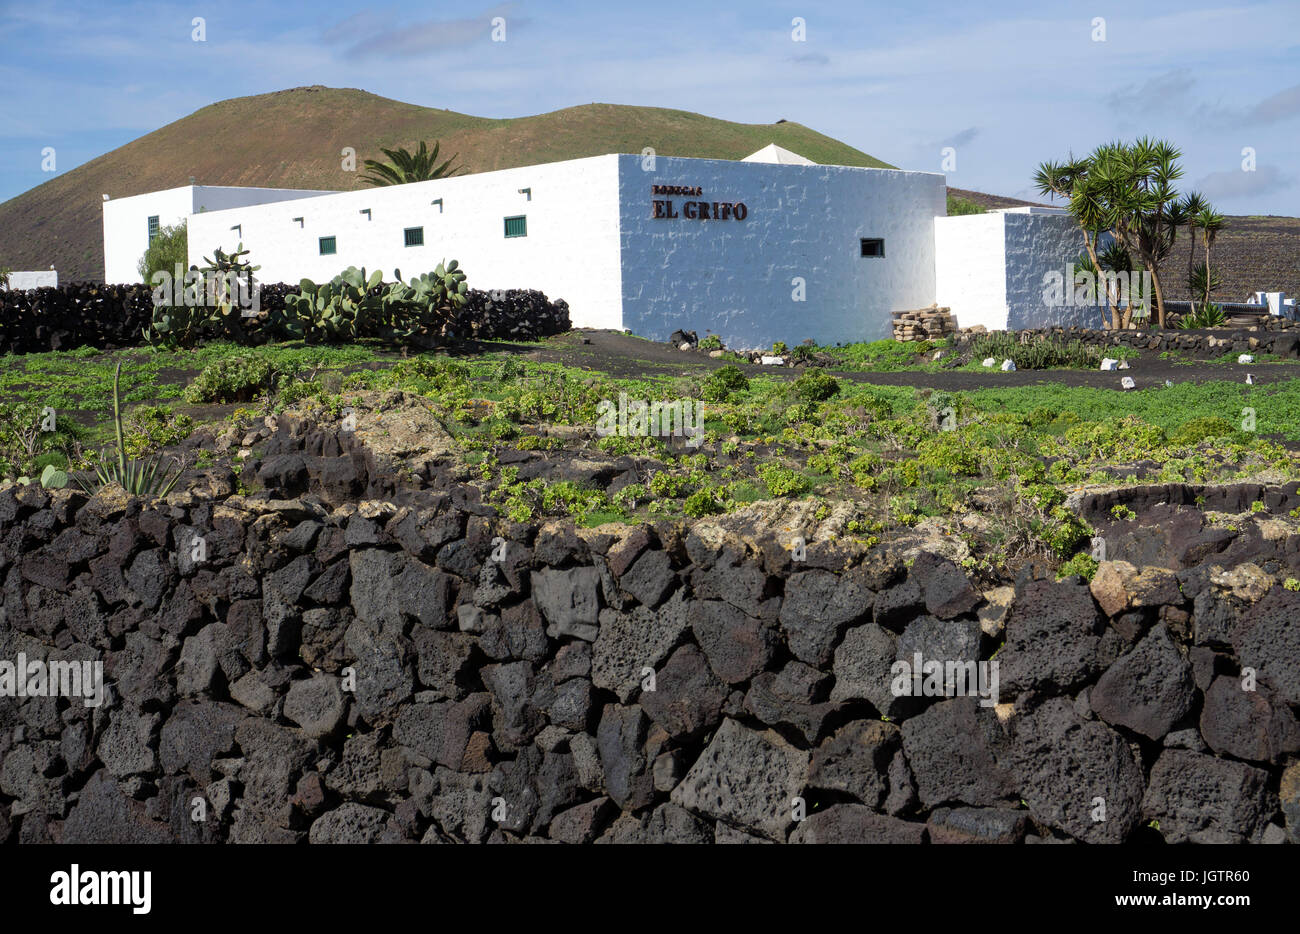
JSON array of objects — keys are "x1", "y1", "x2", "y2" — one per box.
[
  {"x1": 504, "y1": 215, "x2": 527, "y2": 238},
  {"x1": 147, "y1": 216, "x2": 160, "y2": 242},
  {"x1": 404, "y1": 226, "x2": 424, "y2": 247},
  {"x1": 860, "y1": 238, "x2": 885, "y2": 257},
  {"x1": 319, "y1": 236, "x2": 337, "y2": 255}
]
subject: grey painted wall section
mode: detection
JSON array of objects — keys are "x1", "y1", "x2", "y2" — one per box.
[{"x1": 1005, "y1": 213, "x2": 1108, "y2": 329}]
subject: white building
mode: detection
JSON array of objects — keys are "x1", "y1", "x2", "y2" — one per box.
[
  {"x1": 102, "y1": 150, "x2": 1114, "y2": 346},
  {"x1": 935, "y1": 206, "x2": 1110, "y2": 330},
  {"x1": 102, "y1": 185, "x2": 337, "y2": 284}
]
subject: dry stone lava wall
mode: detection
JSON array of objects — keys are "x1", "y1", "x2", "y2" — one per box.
[
  {"x1": 1, "y1": 474, "x2": 1298, "y2": 844},
  {"x1": 0, "y1": 284, "x2": 569, "y2": 354},
  {"x1": 952, "y1": 322, "x2": 1300, "y2": 360}
]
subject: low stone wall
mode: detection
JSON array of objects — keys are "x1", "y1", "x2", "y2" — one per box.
[
  {"x1": 954, "y1": 321, "x2": 1300, "y2": 359},
  {"x1": 1, "y1": 463, "x2": 1297, "y2": 844}
]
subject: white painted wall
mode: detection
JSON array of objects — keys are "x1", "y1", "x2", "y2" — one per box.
[
  {"x1": 111, "y1": 158, "x2": 1111, "y2": 344},
  {"x1": 102, "y1": 185, "x2": 336, "y2": 284},
  {"x1": 936, "y1": 211, "x2": 1109, "y2": 330},
  {"x1": 1004, "y1": 212, "x2": 1107, "y2": 329},
  {"x1": 103, "y1": 186, "x2": 193, "y2": 284},
  {"x1": 5, "y1": 270, "x2": 58, "y2": 289},
  {"x1": 617, "y1": 156, "x2": 946, "y2": 348},
  {"x1": 186, "y1": 157, "x2": 626, "y2": 330},
  {"x1": 935, "y1": 213, "x2": 1006, "y2": 330}
]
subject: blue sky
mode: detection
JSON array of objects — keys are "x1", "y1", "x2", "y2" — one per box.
[{"x1": 2, "y1": 0, "x2": 1298, "y2": 214}]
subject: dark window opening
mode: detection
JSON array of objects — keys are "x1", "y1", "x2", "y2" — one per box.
[
  {"x1": 147, "y1": 215, "x2": 160, "y2": 242},
  {"x1": 319, "y1": 236, "x2": 337, "y2": 255},
  {"x1": 860, "y1": 238, "x2": 885, "y2": 257},
  {"x1": 504, "y1": 215, "x2": 527, "y2": 238},
  {"x1": 404, "y1": 226, "x2": 424, "y2": 247}
]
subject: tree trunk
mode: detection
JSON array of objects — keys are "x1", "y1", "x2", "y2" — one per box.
[
  {"x1": 1150, "y1": 266, "x2": 1167, "y2": 328},
  {"x1": 1203, "y1": 236, "x2": 1213, "y2": 307},
  {"x1": 1081, "y1": 233, "x2": 1122, "y2": 329}
]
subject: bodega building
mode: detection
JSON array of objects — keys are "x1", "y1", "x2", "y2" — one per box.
[{"x1": 102, "y1": 146, "x2": 1103, "y2": 346}]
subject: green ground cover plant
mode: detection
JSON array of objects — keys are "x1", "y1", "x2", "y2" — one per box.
[{"x1": 5, "y1": 333, "x2": 1299, "y2": 577}]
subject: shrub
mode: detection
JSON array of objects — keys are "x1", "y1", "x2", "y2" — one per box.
[
  {"x1": 183, "y1": 356, "x2": 280, "y2": 404},
  {"x1": 791, "y1": 367, "x2": 840, "y2": 402},
  {"x1": 683, "y1": 487, "x2": 724, "y2": 517},
  {"x1": 137, "y1": 220, "x2": 188, "y2": 286},
  {"x1": 0, "y1": 401, "x2": 83, "y2": 479},
  {"x1": 947, "y1": 194, "x2": 984, "y2": 216},
  {"x1": 122, "y1": 405, "x2": 195, "y2": 458},
  {"x1": 1057, "y1": 553, "x2": 1100, "y2": 581},
  {"x1": 278, "y1": 380, "x2": 322, "y2": 407},
  {"x1": 613, "y1": 483, "x2": 647, "y2": 509},
  {"x1": 967, "y1": 332, "x2": 1116, "y2": 370},
  {"x1": 807, "y1": 452, "x2": 841, "y2": 476},
  {"x1": 701, "y1": 364, "x2": 749, "y2": 402},
  {"x1": 757, "y1": 463, "x2": 811, "y2": 497},
  {"x1": 1169, "y1": 416, "x2": 1234, "y2": 446},
  {"x1": 698, "y1": 334, "x2": 723, "y2": 351},
  {"x1": 847, "y1": 452, "x2": 882, "y2": 489},
  {"x1": 916, "y1": 431, "x2": 981, "y2": 477},
  {"x1": 1065, "y1": 417, "x2": 1167, "y2": 460},
  {"x1": 648, "y1": 471, "x2": 690, "y2": 498}
]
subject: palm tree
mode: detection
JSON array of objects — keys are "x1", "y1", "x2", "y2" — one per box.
[
  {"x1": 360, "y1": 141, "x2": 464, "y2": 186},
  {"x1": 1194, "y1": 208, "x2": 1226, "y2": 307},
  {"x1": 1034, "y1": 155, "x2": 1126, "y2": 328},
  {"x1": 1036, "y1": 138, "x2": 1186, "y2": 329},
  {"x1": 1179, "y1": 191, "x2": 1208, "y2": 301}
]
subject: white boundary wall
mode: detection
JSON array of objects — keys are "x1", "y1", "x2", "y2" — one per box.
[
  {"x1": 936, "y1": 209, "x2": 1108, "y2": 330},
  {"x1": 186, "y1": 156, "x2": 626, "y2": 330},
  {"x1": 618, "y1": 156, "x2": 946, "y2": 347},
  {"x1": 934, "y1": 212, "x2": 1007, "y2": 330},
  {"x1": 102, "y1": 185, "x2": 336, "y2": 284}
]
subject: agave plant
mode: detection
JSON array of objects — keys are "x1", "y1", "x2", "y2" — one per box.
[
  {"x1": 1176, "y1": 302, "x2": 1226, "y2": 329},
  {"x1": 73, "y1": 362, "x2": 183, "y2": 498}
]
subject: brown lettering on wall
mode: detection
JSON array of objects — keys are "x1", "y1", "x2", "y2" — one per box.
[{"x1": 649, "y1": 185, "x2": 749, "y2": 222}]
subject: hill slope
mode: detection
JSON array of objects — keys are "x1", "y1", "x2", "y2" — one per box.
[{"x1": 0, "y1": 86, "x2": 892, "y2": 282}]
